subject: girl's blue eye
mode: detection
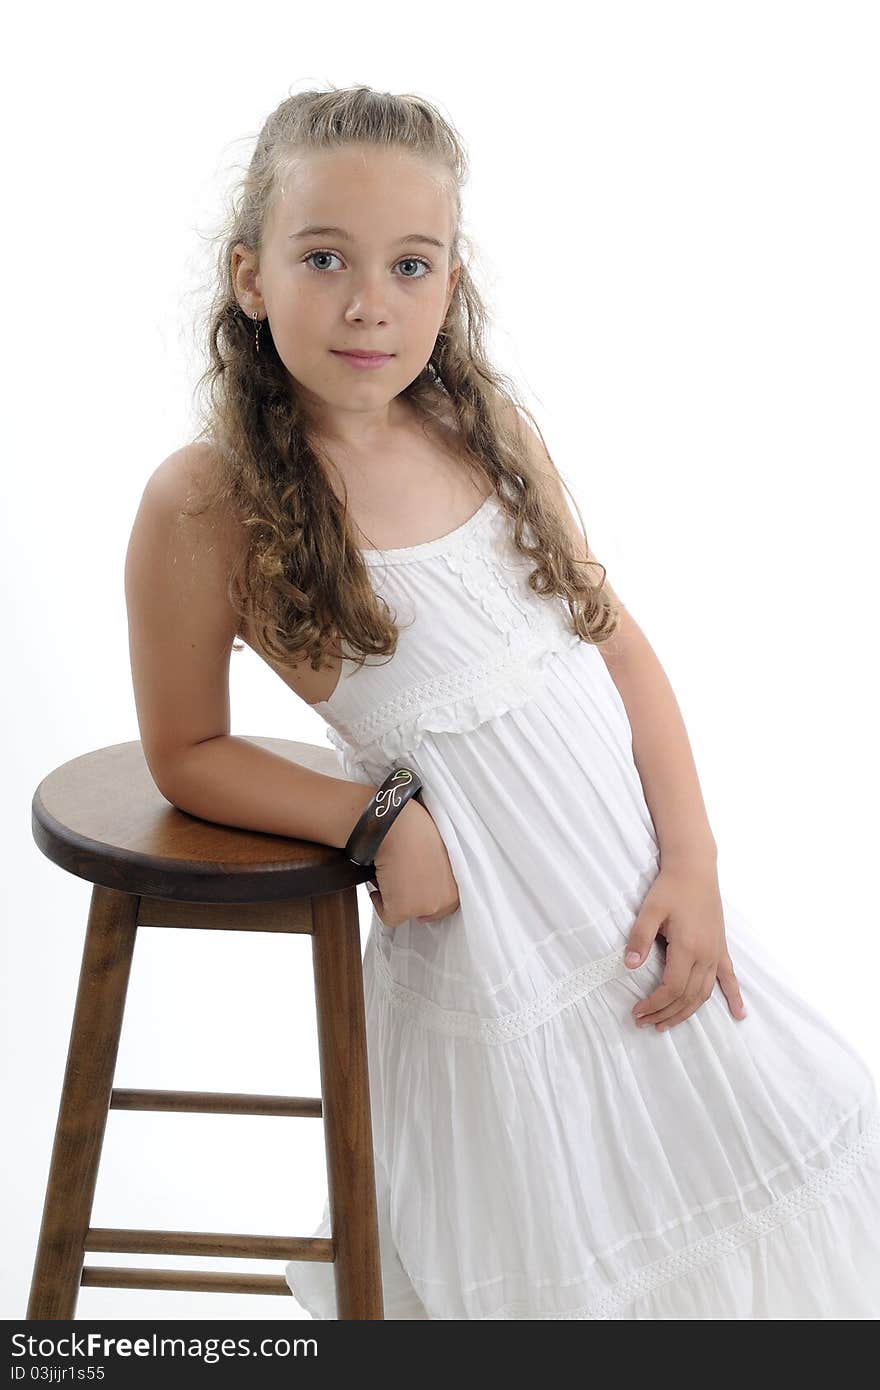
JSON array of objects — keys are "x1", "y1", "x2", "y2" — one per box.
[{"x1": 303, "y1": 250, "x2": 432, "y2": 279}]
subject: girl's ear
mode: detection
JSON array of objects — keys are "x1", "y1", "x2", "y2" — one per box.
[
  {"x1": 231, "y1": 242, "x2": 263, "y2": 316},
  {"x1": 446, "y1": 261, "x2": 461, "y2": 307}
]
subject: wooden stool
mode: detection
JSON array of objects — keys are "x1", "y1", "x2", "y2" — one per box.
[{"x1": 27, "y1": 736, "x2": 384, "y2": 1320}]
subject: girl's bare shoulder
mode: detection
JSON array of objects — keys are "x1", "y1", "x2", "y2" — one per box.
[
  {"x1": 145, "y1": 441, "x2": 245, "y2": 546},
  {"x1": 153, "y1": 438, "x2": 223, "y2": 503}
]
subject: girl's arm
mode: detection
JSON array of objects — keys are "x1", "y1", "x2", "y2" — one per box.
[
  {"x1": 506, "y1": 408, "x2": 747, "y2": 1030},
  {"x1": 594, "y1": 624, "x2": 717, "y2": 869},
  {"x1": 124, "y1": 446, "x2": 377, "y2": 847},
  {"x1": 510, "y1": 409, "x2": 716, "y2": 868}
]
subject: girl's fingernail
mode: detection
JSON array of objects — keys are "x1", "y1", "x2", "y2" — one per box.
[{"x1": 625, "y1": 951, "x2": 641, "y2": 965}]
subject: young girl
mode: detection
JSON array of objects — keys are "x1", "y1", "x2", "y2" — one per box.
[{"x1": 126, "y1": 84, "x2": 880, "y2": 1319}]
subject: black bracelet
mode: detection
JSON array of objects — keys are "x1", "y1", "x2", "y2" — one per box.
[{"x1": 344, "y1": 764, "x2": 424, "y2": 879}]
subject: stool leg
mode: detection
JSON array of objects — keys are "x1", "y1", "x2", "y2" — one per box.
[
  {"x1": 27, "y1": 885, "x2": 139, "y2": 1319},
  {"x1": 311, "y1": 887, "x2": 384, "y2": 1319}
]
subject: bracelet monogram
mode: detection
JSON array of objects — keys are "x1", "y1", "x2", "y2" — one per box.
[{"x1": 344, "y1": 765, "x2": 424, "y2": 878}]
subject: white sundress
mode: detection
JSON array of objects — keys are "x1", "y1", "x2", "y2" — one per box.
[{"x1": 284, "y1": 489, "x2": 880, "y2": 1319}]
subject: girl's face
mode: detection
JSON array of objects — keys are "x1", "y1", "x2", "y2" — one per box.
[{"x1": 232, "y1": 145, "x2": 460, "y2": 441}]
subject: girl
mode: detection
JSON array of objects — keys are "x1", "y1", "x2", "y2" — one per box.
[{"x1": 126, "y1": 84, "x2": 880, "y2": 1319}]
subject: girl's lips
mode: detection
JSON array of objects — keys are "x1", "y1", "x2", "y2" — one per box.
[{"x1": 331, "y1": 350, "x2": 394, "y2": 370}]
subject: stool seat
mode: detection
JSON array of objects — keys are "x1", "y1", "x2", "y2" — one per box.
[
  {"x1": 27, "y1": 738, "x2": 386, "y2": 1319},
  {"x1": 32, "y1": 736, "x2": 370, "y2": 903}
]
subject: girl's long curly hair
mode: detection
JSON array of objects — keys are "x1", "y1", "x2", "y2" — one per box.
[{"x1": 186, "y1": 83, "x2": 620, "y2": 678}]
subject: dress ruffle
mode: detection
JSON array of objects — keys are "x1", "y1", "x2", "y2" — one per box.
[
  {"x1": 323, "y1": 626, "x2": 583, "y2": 779},
  {"x1": 438, "y1": 503, "x2": 549, "y2": 640},
  {"x1": 317, "y1": 490, "x2": 587, "y2": 782},
  {"x1": 287, "y1": 487, "x2": 880, "y2": 1319},
  {"x1": 286, "y1": 895, "x2": 880, "y2": 1319},
  {"x1": 286, "y1": 1120, "x2": 880, "y2": 1319}
]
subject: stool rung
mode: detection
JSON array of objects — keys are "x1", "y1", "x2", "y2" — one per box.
[
  {"x1": 81, "y1": 1267, "x2": 294, "y2": 1295},
  {"x1": 110, "y1": 1088, "x2": 322, "y2": 1117},
  {"x1": 86, "y1": 1228, "x2": 333, "y2": 1261}
]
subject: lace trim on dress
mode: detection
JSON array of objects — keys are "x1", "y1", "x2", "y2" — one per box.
[
  {"x1": 504, "y1": 1103, "x2": 880, "y2": 1319},
  {"x1": 320, "y1": 493, "x2": 587, "y2": 772},
  {"x1": 373, "y1": 856, "x2": 661, "y2": 994},
  {"x1": 439, "y1": 504, "x2": 548, "y2": 644},
  {"x1": 394, "y1": 1098, "x2": 880, "y2": 1319},
  {"x1": 588, "y1": 1100, "x2": 880, "y2": 1318},
  {"x1": 372, "y1": 929, "x2": 667, "y2": 1044},
  {"x1": 322, "y1": 625, "x2": 583, "y2": 772}
]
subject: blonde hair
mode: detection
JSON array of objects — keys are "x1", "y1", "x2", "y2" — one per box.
[{"x1": 187, "y1": 82, "x2": 620, "y2": 676}]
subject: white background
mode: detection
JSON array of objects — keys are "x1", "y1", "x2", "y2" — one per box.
[{"x1": 2, "y1": 0, "x2": 878, "y2": 1321}]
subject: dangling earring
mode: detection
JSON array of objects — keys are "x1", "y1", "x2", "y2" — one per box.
[{"x1": 253, "y1": 311, "x2": 263, "y2": 353}]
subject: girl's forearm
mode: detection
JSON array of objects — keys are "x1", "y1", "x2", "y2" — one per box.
[
  {"x1": 601, "y1": 627, "x2": 717, "y2": 868},
  {"x1": 157, "y1": 734, "x2": 377, "y2": 849}
]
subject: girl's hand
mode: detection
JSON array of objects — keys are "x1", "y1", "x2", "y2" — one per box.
[
  {"x1": 623, "y1": 859, "x2": 747, "y2": 1032},
  {"x1": 368, "y1": 798, "x2": 461, "y2": 929}
]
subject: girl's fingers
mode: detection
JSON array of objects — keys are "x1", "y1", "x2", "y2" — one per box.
[
  {"x1": 632, "y1": 956, "x2": 699, "y2": 1023},
  {"x1": 653, "y1": 965, "x2": 718, "y2": 1031},
  {"x1": 633, "y1": 961, "x2": 712, "y2": 1028},
  {"x1": 630, "y1": 942, "x2": 693, "y2": 1021},
  {"x1": 716, "y1": 953, "x2": 748, "y2": 1018}
]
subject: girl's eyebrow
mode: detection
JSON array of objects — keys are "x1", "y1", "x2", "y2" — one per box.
[{"x1": 289, "y1": 223, "x2": 445, "y2": 249}]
